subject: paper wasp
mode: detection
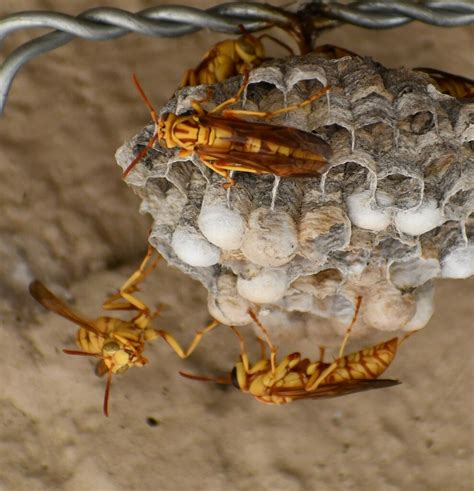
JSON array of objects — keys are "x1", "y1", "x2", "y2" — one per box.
[
  {"x1": 29, "y1": 245, "x2": 220, "y2": 415},
  {"x1": 180, "y1": 21, "x2": 310, "y2": 88},
  {"x1": 414, "y1": 67, "x2": 474, "y2": 100},
  {"x1": 181, "y1": 298, "x2": 411, "y2": 404},
  {"x1": 180, "y1": 32, "x2": 282, "y2": 88},
  {"x1": 123, "y1": 72, "x2": 332, "y2": 187}
]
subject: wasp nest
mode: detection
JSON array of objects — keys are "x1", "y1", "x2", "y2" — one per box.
[{"x1": 116, "y1": 53, "x2": 473, "y2": 348}]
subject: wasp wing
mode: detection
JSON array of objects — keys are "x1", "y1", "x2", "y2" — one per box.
[
  {"x1": 197, "y1": 147, "x2": 328, "y2": 177},
  {"x1": 199, "y1": 114, "x2": 332, "y2": 160},
  {"x1": 29, "y1": 280, "x2": 102, "y2": 336},
  {"x1": 271, "y1": 379, "x2": 401, "y2": 400},
  {"x1": 415, "y1": 68, "x2": 474, "y2": 99}
]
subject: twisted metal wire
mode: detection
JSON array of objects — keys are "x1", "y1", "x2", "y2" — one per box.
[{"x1": 1, "y1": 1, "x2": 473, "y2": 115}]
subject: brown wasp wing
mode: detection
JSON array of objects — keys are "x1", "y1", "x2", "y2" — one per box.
[
  {"x1": 414, "y1": 68, "x2": 474, "y2": 99},
  {"x1": 199, "y1": 114, "x2": 333, "y2": 160},
  {"x1": 271, "y1": 379, "x2": 401, "y2": 400},
  {"x1": 29, "y1": 280, "x2": 102, "y2": 336},
  {"x1": 199, "y1": 148, "x2": 328, "y2": 177}
]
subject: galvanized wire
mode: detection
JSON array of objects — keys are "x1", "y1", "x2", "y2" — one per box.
[
  {"x1": 310, "y1": 0, "x2": 474, "y2": 28},
  {"x1": 1, "y1": 1, "x2": 473, "y2": 115}
]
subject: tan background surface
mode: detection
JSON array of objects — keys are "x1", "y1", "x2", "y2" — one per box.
[{"x1": 0, "y1": 1, "x2": 473, "y2": 490}]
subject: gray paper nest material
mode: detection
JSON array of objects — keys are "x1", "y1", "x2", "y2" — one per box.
[{"x1": 116, "y1": 53, "x2": 473, "y2": 348}]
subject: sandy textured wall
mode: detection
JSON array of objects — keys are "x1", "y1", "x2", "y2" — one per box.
[{"x1": 0, "y1": 1, "x2": 473, "y2": 490}]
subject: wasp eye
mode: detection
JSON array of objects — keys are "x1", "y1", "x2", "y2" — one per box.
[
  {"x1": 103, "y1": 341, "x2": 120, "y2": 354},
  {"x1": 230, "y1": 367, "x2": 240, "y2": 388}
]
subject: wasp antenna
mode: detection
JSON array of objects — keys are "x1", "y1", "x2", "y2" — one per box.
[
  {"x1": 63, "y1": 349, "x2": 97, "y2": 357},
  {"x1": 247, "y1": 309, "x2": 277, "y2": 373},
  {"x1": 122, "y1": 129, "x2": 159, "y2": 178},
  {"x1": 132, "y1": 74, "x2": 159, "y2": 125},
  {"x1": 179, "y1": 371, "x2": 231, "y2": 385},
  {"x1": 124, "y1": 75, "x2": 161, "y2": 178},
  {"x1": 103, "y1": 370, "x2": 113, "y2": 417}
]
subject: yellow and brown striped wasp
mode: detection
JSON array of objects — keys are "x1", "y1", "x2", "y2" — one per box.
[
  {"x1": 180, "y1": 21, "x2": 309, "y2": 88},
  {"x1": 29, "y1": 245, "x2": 220, "y2": 415},
  {"x1": 180, "y1": 32, "x2": 290, "y2": 88},
  {"x1": 123, "y1": 72, "x2": 332, "y2": 187},
  {"x1": 181, "y1": 298, "x2": 411, "y2": 404}
]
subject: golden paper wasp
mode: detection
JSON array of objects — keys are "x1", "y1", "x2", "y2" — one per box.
[
  {"x1": 180, "y1": 32, "x2": 270, "y2": 88},
  {"x1": 123, "y1": 73, "x2": 332, "y2": 187},
  {"x1": 181, "y1": 298, "x2": 411, "y2": 404},
  {"x1": 180, "y1": 21, "x2": 310, "y2": 88},
  {"x1": 29, "y1": 245, "x2": 220, "y2": 415},
  {"x1": 414, "y1": 67, "x2": 474, "y2": 100}
]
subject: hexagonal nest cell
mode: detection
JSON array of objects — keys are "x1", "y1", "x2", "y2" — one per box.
[{"x1": 116, "y1": 53, "x2": 473, "y2": 349}]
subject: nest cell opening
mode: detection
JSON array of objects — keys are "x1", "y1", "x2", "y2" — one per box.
[{"x1": 375, "y1": 173, "x2": 423, "y2": 210}]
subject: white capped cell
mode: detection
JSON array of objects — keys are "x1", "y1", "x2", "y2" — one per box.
[
  {"x1": 404, "y1": 282, "x2": 434, "y2": 331},
  {"x1": 198, "y1": 204, "x2": 246, "y2": 250},
  {"x1": 171, "y1": 227, "x2": 220, "y2": 267},
  {"x1": 389, "y1": 257, "x2": 441, "y2": 289},
  {"x1": 237, "y1": 269, "x2": 288, "y2": 304},
  {"x1": 362, "y1": 284, "x2": 416, "y2": 331},
  {"x1": 241, "y1": 208, "x2": 298, "y2": 267},
  {"x1": 394, "y1": 199, "x2": 445, "y2": 236},
  {"x1": 117, "y1": 53, "x2": 473, "y2": 345},
  {"x1": 346, "y1": 190, "x2": 392, "y2": 232},
  {"x1": 207, "y1": 273, "x2": 253, "y2": 325},
  {"x1": 441, "y1": 246, "x2": 474, "y2": 279}
]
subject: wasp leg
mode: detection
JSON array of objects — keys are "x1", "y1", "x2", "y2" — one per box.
[
  {"x1": 229, "y1": 325, "x2": 269, "y2": 375},
  {"x1": 189, "y1": 88, "x2": 215, "y2": 115},
  {"x1": 209, "y1": 71, "x2": 250, "y2": 114},
  {"x1": 319, "y1": 346, "x2": 326, "y2": 362},
  {"x1": 222, "y1": 85, "x2": 330, "y2": 120},
  {"x1": 258, "y1": 33, "x2": 295, "y2": 55},
  {"x1": 247, "y1": 309, "x2": 278, "y2": 375},
  {"x1": 336, "y1": 296, "x2": 362, "y2": 359},
  {"x1": 256, "y1": 337, "x2": 267, "y2": 359},
  {"x1": 212, "y1": 160, "x2": 267, "y2": 175},
  {"x1": 305, "y1": 296, "x2": 362, "y2": 391},
  {"x1": 199, "y1": 157, "x2": 237, "y2": 188},
  {"x1": 180, "y1": 68, "x2": 198, "y2": 89},
  {"x1": 157, "y1": 319, "x2": 221, "y2": 359},
  {"x1": 102, "y1": 245, "x2": 160, "y2": 314}
]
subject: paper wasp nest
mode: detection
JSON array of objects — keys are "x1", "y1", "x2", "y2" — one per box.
[{"x1": 116, "y1": 53, "x2": 473, "y2": 347}]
